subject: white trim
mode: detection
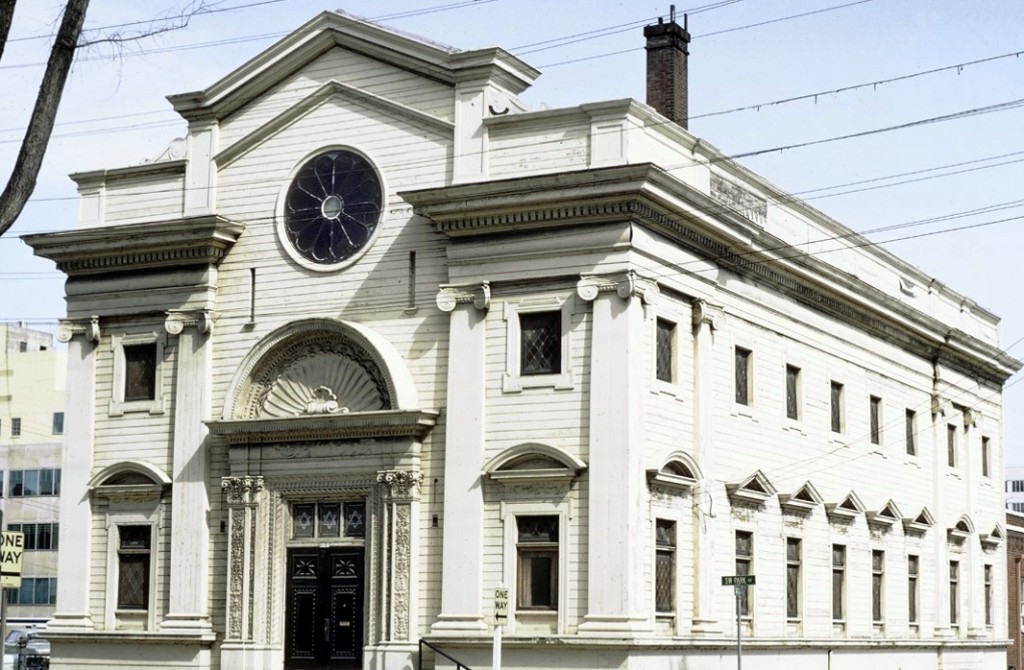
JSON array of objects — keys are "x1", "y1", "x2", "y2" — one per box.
[
  {"x1": 108, "y1": 330, "x2": 167, "y2": 417},
  {"x1": 501, "y1": 295, "x2": 576, "y2": 393},
  {"x1": 500, "y1": 501, "x2": 570, "y2": 636},
  {"x1": 104, "y1": 510, "x2": 162, "y2": 632}
]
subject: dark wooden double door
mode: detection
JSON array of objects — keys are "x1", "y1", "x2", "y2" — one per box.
[{"x1": 285, "y1": 547, "x2": 364, "y2": 669}]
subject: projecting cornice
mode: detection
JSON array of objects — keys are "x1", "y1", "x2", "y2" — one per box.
[
  {"x1": 23, "y1": 215, "x2": 244, "y2": 276},
  {"x1": 206, "y1": 409, "x2": 439, "y2": 445},
  {"x1": 402, "y1": 164, "x2": 1020, "y2": 384}
]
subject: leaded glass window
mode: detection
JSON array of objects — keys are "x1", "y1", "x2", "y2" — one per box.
[
  {"x1": 735, "y1": 530, "x2": 752, "y2": 616},
  {"x1": 872, "y1": 550, "x2": 884, "y2": 622},
  {"x1": 520, "y1": 312, "x2": 561, "y2": 375},
  {"x1": 949, "y1": 561, "x2": 959, "y2": 625},
  {"x1": 830, "y1": 381, "x2": 843, "y2": 433},
  {"x1": 869, "y1": 396, "x2": 882, "y2": 445},
  {"x1": 655, "y1": 519, "x2": 675, "y2": 613},
  {"x1": 517, "y1": 516, "x2": 558, "y2": 610},
  {"x1": 734, "y1": 347, "x2": 751, "y2": 405},
  {"x1": 785, "y1": 365, "x2": 800, "y2": 420},
  {"x1": 293, "y1": 503, "x2": 315, "y2": 538},
  {"x1": 655, "y1": 319, "x2": 674, "y2": 383},
  {"x1": 905, "y1": 409, "x2": 917, "y2": 455},
  {"x1": 908, "y1": 555, "x2": 919, "y2": 624},
  {"x1": 786, "y1": 538, "x2": 800, "y2": 619},
  {"x1": 117, "y1": 525, "x2": 151, "y2": 610},
  {"x1": 345, "y1": 502, "x2": 366, "y2": 538},
  {"x1": 124, "y1": 343, "x2": 157, "y2": 401},
  {"x1": 318, "y1": 503, "x2": 341, "y2": 538},
  {"x1": 832, "y1": 544, "x2": 845, "y2": 621},
  {"x1": 984, "y1": 564, "x2": 993, "y2": 626},
  {"x1": 292, "y1": 501, "x2": 366, "y2": 539}
]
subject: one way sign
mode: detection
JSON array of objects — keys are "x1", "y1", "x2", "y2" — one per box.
[{"x1": 0, "y1": 531, "x2": 25, "y2": 588}]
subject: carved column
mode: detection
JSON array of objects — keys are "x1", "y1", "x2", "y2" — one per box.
[
  {"x1": 162, "y1": 310, "x2": 215, "y2": 632},
  {"x1": 376, "y1": 470, "x2": 423, "y2": 643},
  {"x1": 222, "y1": 476, "x2": 264, "y2": 642},
  {"x1": 433, "y1": 283, "x2": 490, "y2": 634},
  {"x1": 48, "y1": 318, "x2": 100, "y2": 631},
  {"x1": 577, "y1": 272, "x2": 658, "y2": 634},
  {"x1": 690, "y1": 299, "x2": 722, "y2": 635}
]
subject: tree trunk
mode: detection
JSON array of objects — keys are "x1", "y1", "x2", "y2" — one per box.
[{"x1": 0, "y1": 0, "x2": 90, "y2": 237}]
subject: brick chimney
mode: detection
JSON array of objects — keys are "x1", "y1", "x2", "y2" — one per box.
[{"x1": 644, "y1": 7, "x2": 691, "y2": 129}]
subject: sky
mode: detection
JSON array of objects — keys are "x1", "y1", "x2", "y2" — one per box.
[{"x1": 2, "y1": 0, "x2": 1024, "y2": 460}]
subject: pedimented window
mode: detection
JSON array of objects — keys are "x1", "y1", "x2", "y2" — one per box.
[
  {"x1": 647, "y1": 454, "x2": 700, "y2": 494},
  {"x1": 484, "y1": 444, "x2": 586, "y2": 487},
  {"x1": 778, "y1": 481, "x2": 823, "y2": 514},
  {"x1": 89, "y1": 461, "x2": 170, "y2": 503},
  {"x1": 902, "y1": 507, "x2": 935, "y2": 536},
  {"x1": 826, "y1": 491, "x2": 865, "y2": 523}
]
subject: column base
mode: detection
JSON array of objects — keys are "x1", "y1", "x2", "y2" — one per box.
[
  {"x1": 690, "y1": 618, "x2": 723, "y2": 636},
  {"x1": 45, "y1": 613, "x2": 94, "y2": 632},
  {"x1": 578, "y1": 615, "x2": 653, "y2": 636},
  {"x1": 160, "y1": 613, "x2": 214, "y2": 633},
  {"x1": 431, "y1": 614, "x2": 489, "y2": 635}
]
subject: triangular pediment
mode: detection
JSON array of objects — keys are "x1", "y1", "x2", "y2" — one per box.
[
  {"x1": 826, "y1": 491, "x2": 865, "y2": 522},
  {"x1": 726, "y1": 470, "x2": 776, "y2": 506},
  {"x1": 216, "y1": 80, "x2": 454, "y2": 169},
  {"x1": 779, "y1": 481, "x2": 823, "y2": 513},
  {"x1": 867, "y1": 499, "x2": 903, "y2": 528},
  {"x1": 168, "y1": 11, "x2": 538, "y2": 123},
  {"x1": 902, "y1": 507, "x2": 935, "y2": 535},
  {"x1": 981, "y1": 523, "x2": 1004, "y2": 550}
]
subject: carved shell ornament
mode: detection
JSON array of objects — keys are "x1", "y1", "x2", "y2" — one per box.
[{"x1": 259, "y1": 353, "x2": 385, "y2": 418}]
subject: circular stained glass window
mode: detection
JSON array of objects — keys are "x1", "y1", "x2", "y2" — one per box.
[{"x1": 283, "y1": 150, "x2": 383, "y2": 267}]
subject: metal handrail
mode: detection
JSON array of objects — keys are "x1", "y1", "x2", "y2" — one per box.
[{"x1": 419, "y1": 638, "x2": 473, "y2": 670}]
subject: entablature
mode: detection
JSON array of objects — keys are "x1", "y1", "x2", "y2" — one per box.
[{"x1": 207, "y1": 409, "x2": 439, "y2": 445}]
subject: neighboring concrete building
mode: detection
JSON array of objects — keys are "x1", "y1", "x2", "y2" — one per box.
[
  {"x1": 1007, "y1": 466, "x2": 1024, "y2": 513},
  {"x1": 24, "y1": 10, "x2": 1020, "y2": 670},
  {"x1": 0, "y1": 324, "x2": 64, "y2": 624},
  {"x1": 1009, "y1": 512, "x2": 1024, "y2": 670}
]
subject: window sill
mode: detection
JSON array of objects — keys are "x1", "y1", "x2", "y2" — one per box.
[
  {"x1": 652, "y1": 380, "x2": 683, "y2": 400},
  {"x1": 109, "y1": 399, "x2": 165, "y2": 417},
  {"x1": 730, "y1": 404, "x2": 757, "y2": 422},
  {"x1": 782, "y1": 418, "x2": 805, "y2": 434},
  {"x1": 502, "y1": 370, "x2": 575, "y2": 393},
  {"x1": 828, "y1": 433, "x2": 846, "y2": 447}
]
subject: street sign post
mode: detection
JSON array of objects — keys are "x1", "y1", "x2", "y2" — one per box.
[
  {"x1": 0, "y1": 532, "x2": 24, "y2": 589},
  {"x1": 493, "y1": 585, "x2": 507, "y2": 670},
  {"x1": 722, "y1": 575, "x2": 755, "y2": 670}
]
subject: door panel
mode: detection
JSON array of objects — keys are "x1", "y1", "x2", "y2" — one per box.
[{"x1": 286, "y1": 548, "x2": 363, "y2": 669}]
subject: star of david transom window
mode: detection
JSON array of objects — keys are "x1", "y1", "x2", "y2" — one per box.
[
  {"x1": 292, "y1": 502, "x2": 366, "y2": 539},
  {"x1": 281, "y1": 149, "x2": 383, "y2": 269}
]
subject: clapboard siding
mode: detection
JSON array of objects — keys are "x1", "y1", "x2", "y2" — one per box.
[
  {"x1": 218, "y1": 48, "x2": 453, "y2": 150},
  {"x1": 103, "y1": 173, "x2": 184, "y2": 224}
]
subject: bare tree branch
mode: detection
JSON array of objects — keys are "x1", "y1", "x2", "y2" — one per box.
[
  {"x1": 0, "y1": 0, "x2": 89, "y2": 238},
  {"x1": 0, "y1": 0, "x2": 16, "y2": 61}
]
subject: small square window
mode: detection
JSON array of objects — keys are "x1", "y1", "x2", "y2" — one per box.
[
  {"x1": 52, "y1": 412, "x2": 64, "y2": 436},
  {"x1": 519, "y1": 312, "x2": 561, "y2": 376},
  {"x1": 655, "y1": 319, "x2": 675, "y2": 383},
  {"x1": 10, "y1": 418, "x2": 20, "y2": 437},
  {"x1": 734, "y1": 347, "x2": 752, "y2": 406},
  {"x1": 18, "y1": 341, "x2": 27, "y2": 352}
]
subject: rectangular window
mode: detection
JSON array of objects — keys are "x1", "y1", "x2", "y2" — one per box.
[
  {"x1": 517, "y1": 516, "x2": 558, "y2": 610},
  {"x1": 735, "y1": 530, "x2": 752, "y2": 617},
  {"x1": 734, "y1": 347, "x2": 751, "y2": 406},
  {"x1": 905, "y1": 409, "x2": 917, "y2": 455},
  {"x1": 908, "y1": 555, "x2": 919, "y2": 624},
  {"x1": 52, "y1": 412, "x2": 64, "y2": 435},
  {"x1": 947, "y1": 424, "x2": 957, "y2": 467},
  {"x1": 5, "y1": 577, "x2": 57, "y2": 606},
  {"x1": 785, "y1": 365, "x2": 800, "y2": 420},
  {"x1": 9, "y1": 469, "x2": 61, "y2": 497},
  {"x1": 832, "y1": 544, "x2": 846, "y2": 621},
  {"x1": 982, "y1": 437, "x2": 991, "y2": 477},
  {"x1": 117, "y1": 525, "x2": 152, "y2": 610},
  {"x1": 830, "y1": 381, "x2": 844, "y2": 433},
  {"x1": 8, "y1": 523, "x2": 59, "y2": 551},
  {"x1": 786, "y1": 537, "x2": 801, "y2": 619},
  {"x1": 655, "y1": 519, "x2": 675, "y2": 613},
  {"x1": 519, "y1": 312, "x2": 561, "y2": 376},
  {"x1": 10, "y1": 418, "x2": 20, "y2": 437},
  {"x1": 869, "y1": 396, "x2": 882, "y2": 445},
  {"x1": 655, "y1": 319, "x2": 675, "y2": 383},
  {"x1": 949, "y1": 560, "x2": 959, "y2": 626},
  {"x1": 124, "y1": 343, "x2": 158, "y2": 401},
  {"x1": 872, "y1": 549, "x2": 884, "y2": 622},
  {"x1": 984, "y1": 564, "x2": 993, "y2": 626},
  {"x1": 17, "y1": 341, "x2": 27, "y2": 353}
]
